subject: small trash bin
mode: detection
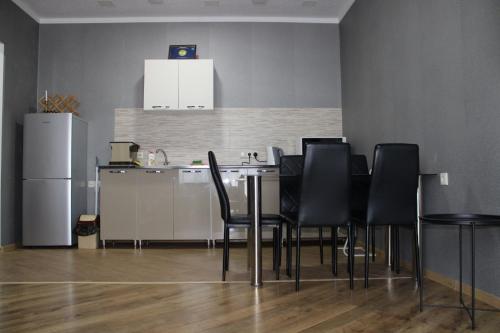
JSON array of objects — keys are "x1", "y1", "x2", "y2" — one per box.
[{"x1": 75, "y1": 215, "x2": 100, "y2": 249}]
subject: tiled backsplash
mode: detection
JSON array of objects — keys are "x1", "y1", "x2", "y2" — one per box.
[{"x1": 114, "y1": 108, "x2": 342, "y2": 165}]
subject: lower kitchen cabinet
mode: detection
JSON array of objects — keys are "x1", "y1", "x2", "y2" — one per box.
[
  {"x1": 100, "y1": 167, "x2": 280, "y2": 243},
  {"x1": 137, "y1": 169, "x2": 175, "y2": 240},
  {"x1": 100, "y1": 169, "x2": 137, "y2": 241},
  {"x1": 173, "y1": 170, "x2": 211, "y2": 240}
]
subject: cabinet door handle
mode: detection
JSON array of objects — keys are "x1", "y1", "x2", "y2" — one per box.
[
  {"x1": 109, "y1": 170, "x2": 127, "y2": 174},
  {"x1": 187, "y1": 106, "x2": 196, "y2": 109},
  {"x1": 230, "y1": 170, "x2": 239, "y2": 173},
  {"x1": 152, "y1": 106, "x2": 162, "y2": 109},
  {"x1": 146, "y1": 170, "x2": 164, "y2": 174},
  {"x1": 183, "y1": 170, "x2": 202, "y2": 173},
  {"x1": 198, "y1": 106, "x2": 205, "y2": 109},
  {"x1": 257, "y1": 169, "x2": 275, "y2": 173}
]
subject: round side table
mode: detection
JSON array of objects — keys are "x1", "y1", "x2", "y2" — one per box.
[{"x1": 419, "y1": 214, "x2": 500, "y2": 330}]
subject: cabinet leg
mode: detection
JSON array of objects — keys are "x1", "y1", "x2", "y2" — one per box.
[{"x1": 102, "y1": 240, "x2": 106, "y2": 249}]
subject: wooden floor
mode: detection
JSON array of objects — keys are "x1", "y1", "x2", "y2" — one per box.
[{"x1": 1, "y1": 245, "x2": 499, "y2": 332}]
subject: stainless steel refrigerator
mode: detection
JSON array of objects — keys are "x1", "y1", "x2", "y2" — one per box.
[{"x1": 22, "y1": 113, "x2": 87, "y2": 246}]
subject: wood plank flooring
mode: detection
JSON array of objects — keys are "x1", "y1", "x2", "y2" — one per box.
[{"x1": 1, "y1": 246, "x2": 499, "y2": 332}]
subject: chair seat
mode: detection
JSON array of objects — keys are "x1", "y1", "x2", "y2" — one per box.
[
  {"x1": 228, "y1": 214, "x2": 282, "y2": 227},
  {"x1": 351, "y1": 209, "x2": 367, "y2": 223},
  {"x1": 280, "y1": 212, "x2": 298, "y2": 224}
]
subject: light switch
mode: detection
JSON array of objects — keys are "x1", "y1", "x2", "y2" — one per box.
[{"x1": 440, "y1": 173, "x2": 449, "y2": 186}]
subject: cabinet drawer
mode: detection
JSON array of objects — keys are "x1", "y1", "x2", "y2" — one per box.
[{"x1": 100, "y1": 170, "x2": 137, "y2": 240}]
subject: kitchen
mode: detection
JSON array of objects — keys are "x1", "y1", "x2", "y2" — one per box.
[{"x1": 2, "y1": 0, "x2": 500, "y2": 332}]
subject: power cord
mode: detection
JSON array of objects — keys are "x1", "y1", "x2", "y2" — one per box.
[
  {"x1": 253, "y1": 152, "x2": 267, "y2": 163},
  {"x1": 241, "y1": 152, "x2": 252, "y2": 165}
]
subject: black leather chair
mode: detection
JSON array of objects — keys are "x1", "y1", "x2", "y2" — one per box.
[
  {"x1": 281, "y1": 143, "x2": 354, "y2": 291},
  {"x1": 208, "y1": 151, "x2": 282, "y2": 281},
  {"x1": 351, "y1": 155, "x2": 375, "y2": 263},
  {"x1": 279, "y1": 155, "x2": 303, "y2": 277},
  {"x1": 353, "y1": 144, "x2": 420, "y2": 288},
  {"x1": 280, "y1": 155, "x2": 331, "y2": 277}
]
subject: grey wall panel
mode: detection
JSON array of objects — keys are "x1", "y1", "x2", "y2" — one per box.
[
  {"x1": 37, "y1": 22, "x2": 342, "y2": 215},
  {"x1": 0, "y1": 0, "x2": 39, "y2": 245},
  {"x1": 340, "y1": 0, "x2": 500, "y2": 296}
]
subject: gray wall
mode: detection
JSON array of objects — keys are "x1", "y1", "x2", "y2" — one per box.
[
  {"x1": 0, "y1": 1, "x2": 39, "y2": 245},
  {"x1": 341, "y1": 0, "x2": 500, "y2": 296},
  {"x1": 37, "y1": 22, "x2": 342, "y2": 213}
]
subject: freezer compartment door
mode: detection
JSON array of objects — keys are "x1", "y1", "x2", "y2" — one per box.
[
  {"x1": 23, "y1": 179, "x2": 73, "y2": 246},
  {"x1": 23, "y1": 113, "x2": 72, "y2": 179}
]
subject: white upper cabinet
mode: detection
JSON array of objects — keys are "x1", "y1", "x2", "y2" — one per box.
[
  {"x1": 178, "y1": 59, "x2": 214, "y2": 110},
  {"x1": 143, "y1": 59, "x2": 214, "y2": 111},
  {"x1": 144, "y1": 60, "x2": 179, "y2": 111}
]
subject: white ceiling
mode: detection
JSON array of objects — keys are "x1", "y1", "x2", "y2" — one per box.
[{"x1": 12, "y1": 0, "x2": 355, "y2": 24}]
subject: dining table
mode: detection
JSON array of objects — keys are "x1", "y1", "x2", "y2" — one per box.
[{"x1": 245, "y1": 170, "x2": 439, "y2": 287}]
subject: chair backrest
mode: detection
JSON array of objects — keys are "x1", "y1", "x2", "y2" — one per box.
[
  {"x1": 352, "y1": 154, "x2": 369, "y2": 175},
  {"x1": 367, "y1": 144, "x2": 419, "y2": 225},
  {"x1": 279, "y1": 155, "x2": 303, "y2": 217},
  {"x1": 298, "y1": 143, "x2": 351, "y2": 226},
  {"x1": 351, "y1": 154, "x2": 370, "y2": 214},
  {"x1": 208, "y1": 151, "x2": 230, "y2": 222}
]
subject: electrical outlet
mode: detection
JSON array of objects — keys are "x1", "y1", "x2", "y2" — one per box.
[{"x1": 440, "y1": 173, "x2": 449, "y2": 186}]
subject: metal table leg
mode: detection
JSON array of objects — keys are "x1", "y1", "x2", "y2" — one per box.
[
  {"x1": 418, "y1": 219, "x2": 424, "y2": 312},
  {"x1": 248, "y1": 175, "x2": 262, "y2": 287},
  {"x1": 471, "y1": 223, "x2": 476, "y2": 329}
]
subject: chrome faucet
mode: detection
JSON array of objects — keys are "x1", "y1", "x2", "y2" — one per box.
[{"x1": 155, "y1": 149, "x2": 169, "y2": 166}]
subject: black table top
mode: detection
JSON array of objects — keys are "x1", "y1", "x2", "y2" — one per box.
[{"x1": 420, "y1": 214, "x2": 500, "y2": 226}]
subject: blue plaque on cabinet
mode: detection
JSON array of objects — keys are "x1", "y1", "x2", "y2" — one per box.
[{"x1": 168, "y1": 45, "x2": 197, "y2": 59}]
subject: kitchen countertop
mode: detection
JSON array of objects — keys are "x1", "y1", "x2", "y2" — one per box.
[{"x1": 99, "y1": 164, "x2": 279, "y2": 170}]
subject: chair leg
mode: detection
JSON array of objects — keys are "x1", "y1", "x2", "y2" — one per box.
[
  {"x1": 272, "y1": 228, "x2": 277, "y2": 271},
  {"x1": 371, "y1": 227, "x2": 376, "y2": 262},
  {"x1": 225, "y1": 226, "x2": 230, "y2": 271},
  {"x1": 365, "y1": 225, "x2": 370, "y2": 288},
  {"x1": 222, "y1": 225, "x2": 228, "y2": 281},
  {"x1": 273, "y1": 228, "x2": 280, "y2": 280},
  {"x1": 296, "y1": 227, "x2": 302, "y2": 291},
  {"x1": 413, "y1": 224, "x2": 421, "y2": 285},
  {"x1": 286, "y1": 224, "x2": 292, "y2": 277},
  {"x1": 319, "y1": 227, "x2": 324, "y2": 264},
  {"x1": 332, "y1": 227, "x2": 338, "y2": 276},
  {"x1": 348, "y1": 224, "x2": 354, "y2": 289},
  {"x1": 278, "y1": 223, "x2": 283, "y2": 268},
  {"x1": 396, "y1": 226, "x2": 400, "y2": 274},
  {"x1": 390, "y1": 226, "x2": 395, "y2": 272}
]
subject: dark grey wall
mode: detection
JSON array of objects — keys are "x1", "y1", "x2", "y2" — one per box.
[
  {"x1": 0, "y1": 1, "x2": 39, "y2": 245},
  {"x1": 37, "y1": 22, "x2": 342, "y2": 212},
  {"x1": 341, "y1": 0, "x2": 500, "y2": 296}
]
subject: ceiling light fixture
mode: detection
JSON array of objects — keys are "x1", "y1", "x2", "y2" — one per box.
[
  {"x1": 302, "y1": 0, "x2": 318, "y2": 7},
  {"x1": 97, "y1": 0, "x2": 115, "y2": 8}
]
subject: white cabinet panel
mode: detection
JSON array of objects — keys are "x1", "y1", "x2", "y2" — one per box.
[
  {"x1": 144, "y1": 60, "x2": 179, "y2": 111},
  {"x1": 173, "y1": 169, "x2": 211, "y2": 240},
  {"x1": 178, "y1": 59, "x2": 214, "y2": 110},
  {"x1": 137, "y1": 170, "x2": 175, "y2": 240},
  {"x1": 100, "y1": 170, "x2": 137, "y2": 241}
]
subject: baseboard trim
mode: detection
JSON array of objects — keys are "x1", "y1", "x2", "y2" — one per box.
[
  {"x1": 0, "y1": 244, "x2": 17, "y2": 252},
  {"x1": 374, "y1": 247, "x2": 500, "y2": 309}
]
